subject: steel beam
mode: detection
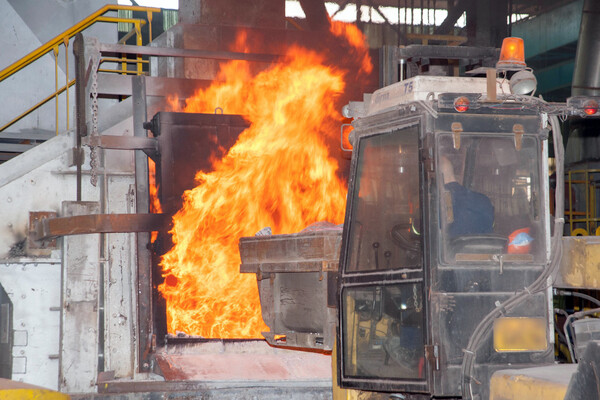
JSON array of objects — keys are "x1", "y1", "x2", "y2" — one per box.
[
  {"x1": 0, "y1": 130, "x2": 54, "y2": 141},
  {"x1": 98, "y1": 42, "x2": 281, "y2": 63},
  {"x1": 97, "y1": 380, "x2": 332, "y2": 396},
  {"x1": 0, "y1": 143, "x2": 36, "y2": 153},
  {"x1": 96, "y1": 74, "x2": 213, "y2": 98},
  {"x1": 380, "y1": 45, "x2": 399, "y2": 87},
  {"x1": 0, "y1": 132, "x2": 73, "y2": 188},
  {"x1": 74, "y1": 34, "x2": 86, "y2": 201},
  {"x1": 397, "y1": 45, "x2": 499, "y2": 61},
  {"x1": 299, "y1": 0, "x2": 330, "y2": 30},
  {"x1": 82, "y1": 135, "x2": 158, "y2": 158},
  {"x1": 434, "y1": 0, "x2": 470, "y2": 35},
  {"x1": 33, "y1": 213, "x2": 168, "y2": 241}
]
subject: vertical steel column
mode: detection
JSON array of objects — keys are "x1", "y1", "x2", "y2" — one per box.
[
  {"x1": 380, "y1": 45, "x2": 399, "y2": 87},
  {"x1": 132, "y1": 76, "x2": 153, "y2": 372},
  {"x1": 73, "y1": 34, "x2": 87, "y2": 202}
]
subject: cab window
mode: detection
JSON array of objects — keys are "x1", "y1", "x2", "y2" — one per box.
[
  {"x1": 345, "y1": 126, "x2": 422, "y2": 272},
  {"x1": 342, "y1": 283, "x2": 425, "y2": 380},
  {"x1": 437, "y1": 134, "x2": 545, "y2": 264}
]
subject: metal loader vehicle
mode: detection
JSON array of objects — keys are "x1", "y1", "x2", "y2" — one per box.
[{"x1": 241, "y1": 38, "x2": 600, "y2": 400}]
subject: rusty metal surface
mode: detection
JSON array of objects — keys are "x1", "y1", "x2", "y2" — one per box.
[
  {"x1": 147, "y1": 112, "x2": 248, "y2": 216},
  {"x1": 132, "y1": 75, "x2": 155, "y2": 374},
  {"x1": 34, "y1": 213, "x2": 168, "y2": 240},
  {"x1": 556, "y1": 236, "x2": 600, "y2": 289},
  {"x1": 239, "y1": 228, "x2": 342, "y2": 274},
  {"x1": 241, "y1": 261, "x2": 339, "y2": 275},
  {"x1": 27, "y1": 211, "x2": 58, "y2": 255},
  {"x1": 239, "y1": 228, "x2": 342, "y2": 351},
  {"x1": 93, "y1": 383, "x2": 332, "y2": 399},
  {"x1": 83, "y1": 135, "x2": 158, "y2": 154}
]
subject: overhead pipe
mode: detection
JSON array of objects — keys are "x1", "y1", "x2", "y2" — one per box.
[{"x1": 572, "y1": 0, "x2": 600, "y2": 96}]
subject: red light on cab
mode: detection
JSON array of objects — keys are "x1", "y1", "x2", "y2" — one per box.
[
  {"x1": 583, "y1": 100, "x2": 599, "y2": 115},
  {"x1": 454, "y1": 97, "x2": 470, "y2": 112}
]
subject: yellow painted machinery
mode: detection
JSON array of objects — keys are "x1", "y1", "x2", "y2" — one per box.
[{"x1": 0, "y1": 378, "x2": 70, "y2": 400}]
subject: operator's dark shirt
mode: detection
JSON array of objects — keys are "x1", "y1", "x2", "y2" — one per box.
[{"x1": 445, "y1": 182, "x2": 494, "y2": 237}]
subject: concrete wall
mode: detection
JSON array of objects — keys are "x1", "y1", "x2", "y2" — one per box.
[
  {"x1": 0, "y1": 261, "x2": 62, "y2": 390},
  {"x1": 0, "y1": 132, "x2": 85, "y2": 257},
  {"x1": 0, "y1": 125, "x2": 139, "y2": 390},
  {"x1": 0, "y1": 132, "x2": 92, "y2": 390}
]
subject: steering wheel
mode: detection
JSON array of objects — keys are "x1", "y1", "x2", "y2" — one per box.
[
  {"x1": 391, "y1": 223, "x2": 421, "y2": 252},
  {"x1": 450, "y1": 234, "x2": 507, "y2": 254}
]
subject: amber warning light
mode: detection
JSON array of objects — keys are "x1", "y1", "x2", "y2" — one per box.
[{"x1": 497, "y1": 37, "x2": 526, "y2": 70}]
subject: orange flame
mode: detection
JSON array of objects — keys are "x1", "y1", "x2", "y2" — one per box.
[
  {"x1": 148, "y1": 159, "x2": 162, "y2": 243},
  {"x1": 158, "y1": 23, "x2": 372, "y2": 338}
]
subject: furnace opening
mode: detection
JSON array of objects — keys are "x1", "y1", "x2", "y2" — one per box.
[{"x1": 145, "y1": 24, "x2": 376, "y2": 344}]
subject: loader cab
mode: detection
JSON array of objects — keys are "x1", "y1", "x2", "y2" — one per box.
[{"x1": 337, "y1": 79, "x2": 553, "y2": 397}]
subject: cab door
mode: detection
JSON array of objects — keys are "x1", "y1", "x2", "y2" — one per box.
[{"x1": 337, "y1": 118, "x2": 430, "y2": 394}]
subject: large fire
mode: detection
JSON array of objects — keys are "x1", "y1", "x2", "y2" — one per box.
[{"x1": 158, "y1": 21, "x2": 373, "y2": 338}]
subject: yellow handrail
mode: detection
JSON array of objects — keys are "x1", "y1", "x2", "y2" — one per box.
[
  {"x1": 0, "y1": 4, "x2": 159, "y2": 82},
  {"x1": 0, "y1": 4, "x2": 160, "y2": 134},
  {"x1": 0, "y1": 80, "x2": 76, "y2": 133}
]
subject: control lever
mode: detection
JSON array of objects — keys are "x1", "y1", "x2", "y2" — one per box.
[{"x1": 372, "y1": 242, "x2": 380, "y2": 269}]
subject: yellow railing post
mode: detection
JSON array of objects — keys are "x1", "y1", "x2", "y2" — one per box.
[
  {"x1": 135, "y1": 22, "x2": 143, "y2": 74},
  {"x1": 64, "y1": 37, "x2": 70, "y2": 131},
  {"x1": 53, "y1": 45, "x2": 59, "y2": 136},
  {"x1": 147, "y1": 11, "x2": 153, "y2": 44}
]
